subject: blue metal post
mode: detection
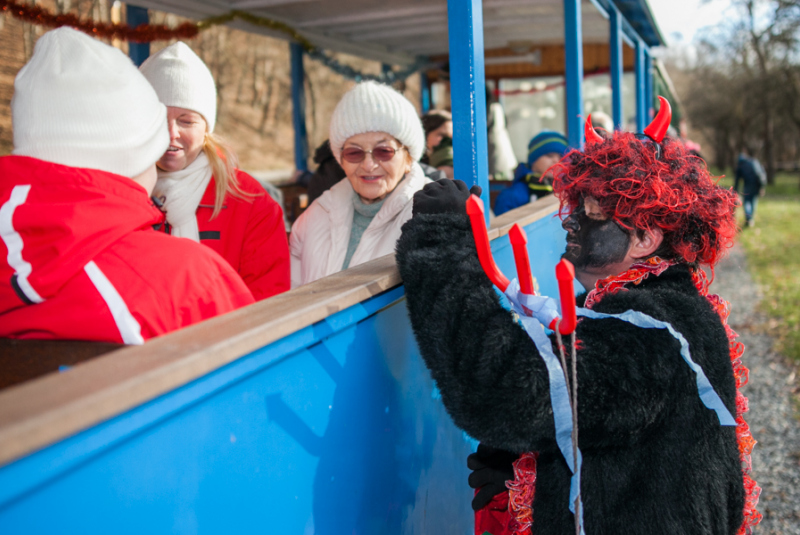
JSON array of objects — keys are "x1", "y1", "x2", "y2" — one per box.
[
  {"x1": 420, "y1": 71, "x2": 431, "y2": 113},
  {"x1": 126, "y1": 6, "x2": 150, "y2": 67},
  {"x1": 447, "y1": 0, "x2": 490, "y2": 225},
  {"x1": 290, "y1": 43, "x2": 309, "y2": 172},
  {"x1": 644, "y1": 50, "x2": 653, "y2": 120},
  {"x1": 609, "y1": 8, "x2": 623, "y2": 130},
  {"x1": 563, "y1": 0, "x2": 584, "y2": 148},
  {"x1": 635, "y1": 39, "x2": 647, "y2": 132}
]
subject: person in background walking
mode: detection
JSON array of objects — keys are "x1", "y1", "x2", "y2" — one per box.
[{"x1": 734, "y1": 148, "x2": 767, "y2": 228}]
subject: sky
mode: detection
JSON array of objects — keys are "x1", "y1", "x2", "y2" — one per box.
[{"x1": 647, "y1": 0, "x2": 735, "y2": 46}]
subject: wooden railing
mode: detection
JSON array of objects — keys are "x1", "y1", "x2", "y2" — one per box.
[{"x1": 0, "y1": 195, "x2": 559, "y2": 468}]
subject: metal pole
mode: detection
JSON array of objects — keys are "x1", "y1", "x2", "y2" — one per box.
[
  {"x1": 420, "y1": 71, "x2": 431, "y2": 113},
  {"x1": 126, "y1": 5, "x2": 150, "y2": 67},
  {"x1": 644, "y1": 50, "x2": 653, "y2": 120},
  {"x1": 635, "y1": 39, "x2": 646, "y2": 132},
  {"x1": 609, "y1": 8, "x2": 623, "y2": 131},
  {"x1": 290, "y1": 43, "x2": 309, "y2": 172},
  {"x1": 447, "y1": 0, "x2": 490, "y2": 225},
  {"x1": 563, "y1": 0, "x2": 584, "y2": 148}
]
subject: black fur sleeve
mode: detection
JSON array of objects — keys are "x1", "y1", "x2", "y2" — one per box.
[
  {"x1": 396, "y1": 215, "x2": 729, "y2": 454},
  {"x1": 396, "y1": 213, "x2": 556, "y2": 454}
]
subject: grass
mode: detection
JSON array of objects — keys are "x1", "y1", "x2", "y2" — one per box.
[{"x1": 729, "y1": 172, "x2": 800, "y2": 364}]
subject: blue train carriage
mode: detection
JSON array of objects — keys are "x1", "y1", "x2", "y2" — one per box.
[{"x1": 0, "y1": 1, "x2": 667, "y2": 532}]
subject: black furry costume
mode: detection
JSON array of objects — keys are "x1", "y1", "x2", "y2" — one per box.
[{"x1": 395, "y1": 212, "x2": 745, "y2": 534}]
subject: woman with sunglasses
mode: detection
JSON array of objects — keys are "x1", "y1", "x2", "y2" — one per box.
[
  {"x1": 140, "y1": 43, "x2": 290, "y2": 301},
  {"x1": 290, "y1": 81, "x2": 429, "y2": 286}
]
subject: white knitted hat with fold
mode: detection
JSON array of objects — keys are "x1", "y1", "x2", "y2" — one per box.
[
  {"x1": 329, "y1": 81, "x2": 424, "y2": 163},
  {"x1": 12, "y1": 27, "x2": 168, "y2": 178},
  {"x1": 139, "y1": 42, "x2": 217, "y2": 132}
]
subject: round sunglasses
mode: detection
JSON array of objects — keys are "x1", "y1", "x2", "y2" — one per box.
[{"x1": 341, "y1": 144, "x2": 405, "y2": 164}]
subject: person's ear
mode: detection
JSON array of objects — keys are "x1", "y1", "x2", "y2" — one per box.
[{"x1": 629, "y1": 227, "x2": 664, "y2": 260}]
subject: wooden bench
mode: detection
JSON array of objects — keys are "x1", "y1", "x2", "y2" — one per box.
[{"x1": 0, "y1": 339, "x2": 123, "y2": 391}]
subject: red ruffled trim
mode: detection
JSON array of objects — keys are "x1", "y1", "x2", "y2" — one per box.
[
  {"x1": 690, "y1": 270, "x2": 762, "y2": 534},
  {"x1": 506, "y1": 452, "x2": 538, "y2": 535},
  {"x1": 505, "y1": 260, "x2": 761, "y2": 534}
]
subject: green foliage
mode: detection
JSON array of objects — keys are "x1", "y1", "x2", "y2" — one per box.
[{"x1": 737, "y1": 173, "x2": 800, "y2": 363}]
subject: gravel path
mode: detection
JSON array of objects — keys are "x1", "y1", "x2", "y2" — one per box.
[{"x1": 711, "y1": 243, "x2": 800, "y2": 534}]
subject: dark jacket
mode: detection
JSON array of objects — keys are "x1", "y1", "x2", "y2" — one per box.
[
  {"x1": 734, "y1": 155, "x2": 767, "y2": 196},
  {"x1": 494, "y1": 163, "x2": 553, "y2": 216},
  {"x1": 307, "y1": 141, "x2": 346, "y2": 205},
  {"x1": 396, "y1": 213, "x2": 745, "y2": 535}
]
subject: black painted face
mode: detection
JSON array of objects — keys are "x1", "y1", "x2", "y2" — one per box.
[{"x1": 561, "y1": 197, "x2": 631, "y2": 271}]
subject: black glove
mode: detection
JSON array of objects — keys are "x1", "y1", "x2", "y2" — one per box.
[
  {"x1": 467, "y1": 443, "x2": 518, "y2": 511},
  {"x1": 412, "y1": 179, "x2": 482, "y2": 217}
]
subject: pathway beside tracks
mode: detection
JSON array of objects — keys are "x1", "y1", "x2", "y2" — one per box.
[{"x1": 712, "y1": 243, "x2": 800, "y2": 534}]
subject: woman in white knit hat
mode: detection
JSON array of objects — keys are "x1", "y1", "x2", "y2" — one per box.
[
  {"x1": 140, "y1": 42, "x2": 290, "y2": 301},
  {"x1": 289, "y1": 81, "x2": 430, "y2": 287},
  {"x1": 0, "y1": 28, "x2": 253, "y2": 344}
]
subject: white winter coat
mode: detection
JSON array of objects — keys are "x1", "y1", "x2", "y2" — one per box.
[{"x1": 290, "y1": 162, "x2": 430, "y2": 287}]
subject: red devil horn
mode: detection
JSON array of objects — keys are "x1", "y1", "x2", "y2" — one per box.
[
  {"x1": 643, "y1": 96, "x2": 672, "y2": 143},
  {"x1": 584, "y1": 115, "x2": 604, "y2": 145}
]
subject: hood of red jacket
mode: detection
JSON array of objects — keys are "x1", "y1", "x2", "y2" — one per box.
[{"x1": 0, "y1": 156, "x2": 165, "y2": 311}]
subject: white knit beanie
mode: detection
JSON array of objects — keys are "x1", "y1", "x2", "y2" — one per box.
[
  {"x1": 329, "y1": 81, "x2": 424, "y2": 163},
  {"x1": 12, "y1": 27, "x2": 168, "y2": 178},
  {"x1": 139, "y1": 42, "x2": 217, "y2": 133}
]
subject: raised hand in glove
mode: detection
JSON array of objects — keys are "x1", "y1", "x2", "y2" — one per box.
[
  {"x1": 412, "y1": 179, "x2": 482, "y2": 217},
  {"x1": 467, "y1": 443, "x2": 518, "y2": 511}
]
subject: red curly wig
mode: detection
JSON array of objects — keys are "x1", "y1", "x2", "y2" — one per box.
[{"x1": 551, "y1": 131, "x2": 738, "y2": 268}]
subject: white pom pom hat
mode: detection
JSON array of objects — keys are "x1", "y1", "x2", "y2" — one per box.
[
  {"x1": 329, "y1": 81, "x2": 424, "y2": 164},
  {"x1": 11, "y1": 27, "x2": 168, "y2": 178},
  {"x1": 139, "y1": 42, "x2": 217, "y2": 133}
]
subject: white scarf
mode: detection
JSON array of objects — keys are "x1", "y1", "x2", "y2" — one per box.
[{"x1": 153, "y1": 152, "x2": 213, "y2": 242}]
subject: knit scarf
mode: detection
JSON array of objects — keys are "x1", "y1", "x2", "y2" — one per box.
[
  {"x1": 153, "y1": 152, "x2": 213, "y2": 242},
  {"x1": 506, "y1": 257, "x2": 761, "y2": 535},
  {"x1": 524, "y1": 173, "x2": 553, "y2": 196}
]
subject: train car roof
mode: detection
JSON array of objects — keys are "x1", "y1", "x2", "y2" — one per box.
[{"x1": 129, "y1": 0, "x2": 666, "y2": 66}]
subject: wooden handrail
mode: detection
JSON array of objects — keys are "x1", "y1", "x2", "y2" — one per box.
[{"x1": 0, "y1": 196, "x2": 559, "y2": 467}]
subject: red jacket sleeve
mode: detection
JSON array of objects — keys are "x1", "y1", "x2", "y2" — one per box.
[{"x1": 237, "y1": 172, "x2": 290, "y2": 300}]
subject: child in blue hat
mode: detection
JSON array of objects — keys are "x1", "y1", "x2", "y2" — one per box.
[{"x1": 493, "y1": 131, "x2": 568, "y2": 216}]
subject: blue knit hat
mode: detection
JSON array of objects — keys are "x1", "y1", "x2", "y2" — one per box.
[{"x1": 527, "y1": 131, "x2": 569, "y2": 167}]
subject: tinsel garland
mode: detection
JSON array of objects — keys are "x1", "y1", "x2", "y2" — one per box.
[
  {"x1": 0, "y1": 0, "x2": 198, "y2": 42},
  {"x1": 0, "y1": 0, "x2": 428, "y2": 83}
]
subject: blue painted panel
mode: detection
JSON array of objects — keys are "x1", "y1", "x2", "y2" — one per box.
[
  {"x1": 126, "y1": 6, "x2": 150, "y2": 67},
  {"x1": 0, "y1": 213, "x2": 567, "y2": 534},
  {"x1": 447, "y1": 0, "x2": 490, "y2": 226},
  {"x1": 290, "y1": 43, "x2": 309, "y2": 172},
  {"x1": 563, "y1": 0, "x2": 584, "y2": 149},
  {"x1": 609, "y1": 8, "x2": 624, "y2": 130}
]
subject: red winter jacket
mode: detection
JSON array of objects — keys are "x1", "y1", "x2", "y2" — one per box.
[
  {"x1": 0, "y1": 156, "x2": 255, "y2": 344},
  {"x1": 156, "y1": 171, "x2": 290, "y2": 301}
]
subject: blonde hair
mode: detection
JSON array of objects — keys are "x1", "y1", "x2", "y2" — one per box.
[{"x1": 202, "y1": 132, "x2": 256, "y2": 219}]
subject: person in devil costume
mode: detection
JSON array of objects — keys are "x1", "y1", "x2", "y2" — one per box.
[{"x1": 395, "y1": 98, "x2": 761, "y2": 535}]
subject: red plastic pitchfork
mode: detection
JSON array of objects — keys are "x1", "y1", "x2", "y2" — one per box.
[{"x1": 465, "y1": 195, "x2": 577, "y2": 335}]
